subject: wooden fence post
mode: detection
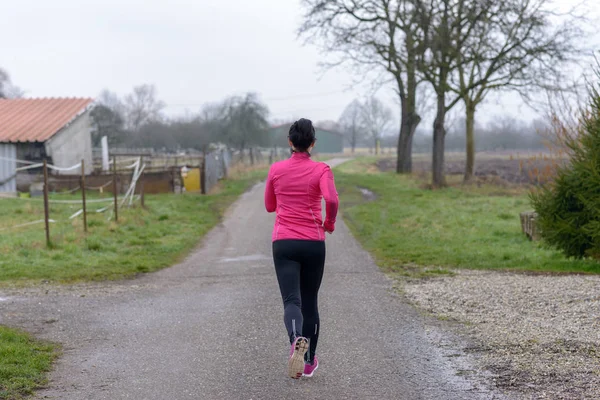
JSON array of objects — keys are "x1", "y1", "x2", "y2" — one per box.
[
  {"x1": 81, "y1": 159, "x2": 87, "y2": 233},
  {"x1": 140, "y1": 155, "x2": 145, "y2": 208},
  {"x1": 112, "y1": 155, "x2": 118, "y2": 222},
  {"x1": 200, "y1": 153, "x2": 207, "y2": 195},
  {"x1": 43, "y1": 159, "x2": 50, "y2": 247}
]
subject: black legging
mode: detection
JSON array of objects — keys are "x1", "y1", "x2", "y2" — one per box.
[{"x1": 273, "y1": 239, "x2": 325, "y2": 364}]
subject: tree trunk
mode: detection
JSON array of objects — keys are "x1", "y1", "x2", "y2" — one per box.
[
  {"x1": 432, "y1": 93, "x2": 447, "y2": 188},
  {"x1": 397, "y1": 123, "x2": 410, "y2": 173},
  {"x1": 463, "y1": 102, "x2": 476, "y2": 183},
  {"x1": 396, "y1": 43, "x2": 421, "y2": 174},
  {"x1": 396, "y1": 96, "x2": 421, "y2": 174},
  {"x1": 397, "y1": 111, "x2": 420, "y2": 173}
]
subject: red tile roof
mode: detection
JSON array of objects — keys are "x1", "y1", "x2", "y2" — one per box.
[{"x1": 0, "y1": 97, "x2": 94, "y2": 143}]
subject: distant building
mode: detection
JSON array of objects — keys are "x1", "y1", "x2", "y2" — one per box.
[
  {"x1": 268, "y1": 124, "x2": 344, "y2": 154},
  {"x1": 0, "y1": 98, "x2": 94, "y2": 194}
]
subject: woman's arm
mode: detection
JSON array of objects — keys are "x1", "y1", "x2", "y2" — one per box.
[
  {"x1": 264, "y1": 166, "x2": 277, "y2": 213},
  {"x1": 319, "y1": 165, "x2": 339, "y2": 233}
]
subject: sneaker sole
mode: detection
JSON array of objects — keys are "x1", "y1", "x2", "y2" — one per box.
[{"x1": 288, "y1": 337, "x2": 309, "y2": 379}]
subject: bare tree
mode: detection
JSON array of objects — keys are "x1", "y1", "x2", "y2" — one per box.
[
  {"x1": 299, "y1": 0, "x2": 424, "y2": 173},
  {"x1": 91, "y1": 89, "x2": 127, "y2": 146},
  {"x1": 338, "y1": 99, "x2": 365, "y2": 153},
  {"x1": 316, "y1": 120, "x2": 341, "y2": 132},
  {"x1": 198, "y1": 101, "x2": 227, "y2": 148},
  {"x1": 451, "y1": 0, "x2": 586, "y2": 182},
  {"x1": 0, "y1": 68, "x2": 24, "y2": 99},
  {"x1": 0, "y1": 68, "x2": 8, "y2": 99},
  {"x1": 98, "y1": 89, "x2": 125, "y2": 116},
  {"x1": 123, "y1": 84, "x2": 165, "y2": 132},
  {"x1": 361, "y1": 97, "x2": 394, "y2": 154},
  {"x1": 416, "y1": 0, "x2": 492, "y2": 187},
  {"x1": 220, "y1": 93, "x2": 270, "y2": 152}
]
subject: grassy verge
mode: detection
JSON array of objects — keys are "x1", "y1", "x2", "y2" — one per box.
[
  {"x1": 0, "y1": 326, "x2": 58, "y2": 400},
  {"x1": 335, "y1": 158, "x2": 600, "y2": 275},
  {"x1": 0, "y1": 168, "x2": 267, "y2": 285}
]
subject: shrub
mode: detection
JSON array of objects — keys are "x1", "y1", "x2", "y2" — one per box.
[{"x1": 530, "y1": 69, "x2": 600, "y2": 259}]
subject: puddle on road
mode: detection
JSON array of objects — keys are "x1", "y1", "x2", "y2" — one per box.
[
  {"x1": 0, "y1": 297, "x2": 10, "y2": 302},
  {"x1": 358, "y1": 187, "x2": 377, "y2": 201},
  {"x1": 219, "y1": 254, "x2": 270, "y2": 263}
]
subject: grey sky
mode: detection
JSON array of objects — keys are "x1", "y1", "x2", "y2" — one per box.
[{"x1": 2, "y1": 0, "x2": 597, "y2": 129}]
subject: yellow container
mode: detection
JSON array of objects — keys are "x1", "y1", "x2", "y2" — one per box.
[{"x1": 182, "y1": 167, "x2": 201, "y2": 192}]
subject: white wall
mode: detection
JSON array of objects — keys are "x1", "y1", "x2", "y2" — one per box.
[{"x1": 45, "y1": 110, "x2": 93, "y2": 175}]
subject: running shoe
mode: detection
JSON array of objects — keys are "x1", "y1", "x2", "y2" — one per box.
[{"x1": 303, "y1": 356, "x2": 319, "y2": 378}]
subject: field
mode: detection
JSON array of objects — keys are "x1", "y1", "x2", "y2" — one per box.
[
  {"x1": 378, "y1": 151, "x2": 561, "y2": 185},
  {"x1": 0, "y1": 168, "x2": 268, "y2": 285},
  {"x1": 334, "y1": 158, "x2": 600, "y2": 276}
]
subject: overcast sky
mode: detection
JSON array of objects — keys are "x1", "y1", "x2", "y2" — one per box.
[{"x1": 2, "y1": 0, "x2": 597, "y2": 130}]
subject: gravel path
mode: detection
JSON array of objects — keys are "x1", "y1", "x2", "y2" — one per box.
[
  {"x1": 404, "y1": 270, "x2": 600, "y2": 399},
  {"x1": 0, "y1": 159, "x2": 505, "y2": 400}
]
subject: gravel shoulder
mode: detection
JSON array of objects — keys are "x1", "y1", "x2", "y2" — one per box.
[{"x1": 403, "y1": 269, "x2": 600, "y2": 399}]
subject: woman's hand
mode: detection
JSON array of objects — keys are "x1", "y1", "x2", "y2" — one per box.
[{"x1": 323, "y1": 220, "x2": 335, "y2": 234}]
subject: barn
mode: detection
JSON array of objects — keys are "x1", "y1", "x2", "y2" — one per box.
[
  {"x1": 0, "y1": 98, "x2": 95, "y2": 194},
  {"x1": 268, "y1": 124, "x2": 344, "y2": 154}
]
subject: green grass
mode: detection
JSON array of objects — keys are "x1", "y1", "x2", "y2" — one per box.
[
  {"x1": 0, "y1": 168, "x2": 267, "y2": 285},
  {"x1": 0, "y1": 326, "x2": 58, "y2": 400},
  {"x1": 335, "y1": 159, "x2": 600, "y2": 275}
]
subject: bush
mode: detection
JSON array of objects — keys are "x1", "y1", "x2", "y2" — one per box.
[{"x1": 530, "y1": 75, "x2": 600, "y2": 259}]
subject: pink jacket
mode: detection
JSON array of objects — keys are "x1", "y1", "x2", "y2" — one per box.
[{"x1": 265, "y1": 152, "x2": 339, "y2": 242}]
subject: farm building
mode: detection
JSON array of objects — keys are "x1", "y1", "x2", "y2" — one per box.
[
  {"x1": 268, "y1": 124, "x2": 344, "y2": 154},
  {"x1": 0, "y1": 98, "x2": 94, "y2": 194}
]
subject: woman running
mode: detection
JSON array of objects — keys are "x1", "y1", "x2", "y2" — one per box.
[{"x1": 264, "y1": 118, "x2": 339, "y2": 379}]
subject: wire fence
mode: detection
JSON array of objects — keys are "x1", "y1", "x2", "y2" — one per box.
[
  {"x1": 1, "y1": 146, "x2": 290, "y2": 245},
  {"x1": 0, "y1": 156, "x2": 145, "y2": 247},
  {"x1": 92, "y1": 147, "x2": 289, "y2": 194}
]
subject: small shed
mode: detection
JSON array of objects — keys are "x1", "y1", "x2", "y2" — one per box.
[
  {"x1": 268, "y1": 124, "x2": 344, "y2": 154},
  {"x1": 0, "y1": 98, "x2": 95, "y2": 194}
]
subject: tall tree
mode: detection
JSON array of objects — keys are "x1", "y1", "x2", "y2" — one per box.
[
  {"x1": 221, "y1": 93, "x2": 270, "y2": 151},
  {"x1": 299, "y1": 0, "x2": 424, "y2": 173},
  {"x1": 451, "y1": 0, "x2": 585, "y2": 182},
  {"x1": 90, "y1": 105, "x2": 125, "y2": 146},
  {"x1": 123, "y1": 84, "x2": 165, "y2": 132},
  {"x1": 416, "y1": 0, "x2": 489, "y2": 187},
  {"x1": 361, "y1": 97, "x2": 394, "y2": 154},
  {"x1": 338, "y1": 99, "x2": 365, "y2": 153},
  {"x1": 91, "y1": 89, "x2": 127, "y2": 146}
]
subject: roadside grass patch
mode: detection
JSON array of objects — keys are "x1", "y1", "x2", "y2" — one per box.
[
  {"x1": 0, "y1": 168, "x2": 267, "y2": 285},
  {"x1": 334, "y1": 160, "x2": 600, "y2": 275},
  {"x1": 0, "y1": 326, "x2": 58, "y2": 400}
]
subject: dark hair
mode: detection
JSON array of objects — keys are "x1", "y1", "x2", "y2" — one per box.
[{"x1": 288, "y1": 118, "x2": 316, "y2": 152}]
